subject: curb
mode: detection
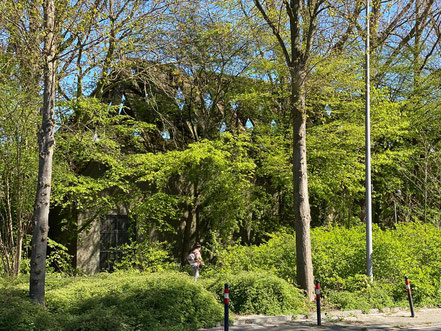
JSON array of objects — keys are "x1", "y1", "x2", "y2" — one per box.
[
  {"x1": 202, "y1": 308, "x2": 441, "y2": 330},
  {"x1": 232, "y1": 315, "x2": 292, "y2": 326},
  {"x1": 231, "y1": 307, "x2": 409, "y2": 325}
]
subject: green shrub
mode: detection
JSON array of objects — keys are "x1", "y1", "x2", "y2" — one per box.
[
  {"x1": 206, "y1": 271, "x2": 306, "y2": 315},
  {"x1": 313, "y1": 223, "x2": 441, "y2": 307},
  {"x1": 205, "y1": 232, "x2": 296, "y2": 283},
  {"x1": 324, "y1": 275, "x2": 394, "y2": 312},
  {"x1": 211, "y1": 222, "x2": 441, "y2": 308},
  {"x1": 0, "y1": 272, "x2": 223, "y2": 331},
  {"x1": 46, "y1": 238, "x2": 75, "y2": 274},
  {"x1": 48, "y1": 272, "x2": 223, "y2": 330},
  {"x1": 113, "y1": 241, "x2": 178, "y2": 272},
  {"x1": 372, "y1": 222, "x2": 441, "y2": 306},
  {"x1": 312, "y1": 225, "x2": 366, "y2": 289}
]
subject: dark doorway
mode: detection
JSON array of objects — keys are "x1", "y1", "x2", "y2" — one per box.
[{"x1": 99, "y1": 215, "x2": 130, "y2": 271}]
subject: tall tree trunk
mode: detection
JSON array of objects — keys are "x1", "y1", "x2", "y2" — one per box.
[
  {"x1": 14, "y1": 224, "x2": 23, "y2": 276},
  {"x1": 291, "y1": 65, "x2": 314, "y2": 301},
  {"x1": 180, "y1": 182, "x2": 198, "y2": 264},
  {"x1": 254, "y1": 0, "x2": 317, "y2": 301},
  {"x1": 29, "y1": 0, "x2": 57, "y2": 305},
  {"x1": 14, "y1": 127, "x2": 24, "y2": 276},
  {"x1": 0, "y1": 232, "x2": 11, "y2": 275},
  {"x1": 181, "y1": 202, "x2": 197, "y2": 264},
  {"x1": 5, "y1": 174, "x2": 15, "y2": 260}
]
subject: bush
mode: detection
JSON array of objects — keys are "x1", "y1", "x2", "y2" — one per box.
[
  {"x1": 312, "y1": 226, "x2": 366, "y2": 289},
  {"x1": 205, "y1": 232, "x2": 297, "y2": 283},
  {"x1": 313, "y1": 222, "x2": 441, "y2": 307},
  {"x1": 46, "y1": 238, "x2": 75, "y2": 274},
  {"x1": 0, "y1": 272, "x2": 223, "y2": 331},
  {"x1": 372, "y1": 222, "x2": 441, "y2": 306},
  {"x1": 50, "y1": 272, "x2": 223, "y2": 330},
  {"x1": 113, "y1": 241, "x2": 178, "y2": 272},
  {"x1": 211, "y1": 222, "x2": 441, "y2": 308},
  {"x1": 324, "y1": 275, "x2": 394, "y2": 312},
  {"x1": 205, "y1": 271, "x2": 306, "y2": 315}
]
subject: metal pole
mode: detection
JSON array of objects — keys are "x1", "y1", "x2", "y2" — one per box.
[
  {"x1": 315, "y1": 280, "x2": 321, "y2": 326},
  {"x1": 394, "y1": 190, "x2": 401, "y2": 224},
  {"x1": 365, "y1": 0, "x2": 373, "y2": 281},
  {"x1": 405, "y1": 276, "x2": 415, "y2": 317},
  {"x1": 394, "y1": 200, "x2": 397, "y2": 224},
  {"x1": 224, "y1": 283, "x2": 229, "y2": 331}
]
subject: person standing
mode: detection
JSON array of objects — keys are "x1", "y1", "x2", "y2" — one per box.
[{"x1": 187, "y1": 243, "x2": 204, "y2": 282}]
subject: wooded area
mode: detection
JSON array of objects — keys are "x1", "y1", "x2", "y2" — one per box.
[{"x1": 1, "y1": 0, "x2": 441, "y2": 307}]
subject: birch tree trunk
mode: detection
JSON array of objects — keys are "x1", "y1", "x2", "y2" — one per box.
[{"x1": 29, "y1": 0, "x2": 57, "y2": 305}]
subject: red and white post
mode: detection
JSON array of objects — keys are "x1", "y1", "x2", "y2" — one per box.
[
  {"x1": 405, "y1": 276, "x2": 415, "y2": 317},
  {"x1": 224, "y1": 283, "x2": 229, "y2": 331},
  {"x1": 315, "y1": 280, "x2": 321, "y2": 325}
]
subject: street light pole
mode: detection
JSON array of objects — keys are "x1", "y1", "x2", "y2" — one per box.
[
  {"x1": 394, "y1": 189, "x2": 401, "y2": 224},
  {"x1": 365, "y1": 0, "x2": 373, "y2": 281},
  {"x1": 394, "y1": 200, "x2": 397, "y2": 224}
]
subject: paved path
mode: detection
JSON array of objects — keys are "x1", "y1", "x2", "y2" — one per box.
[{"x1": 203, "y1": 308, "x2": 441, "y2": 330}]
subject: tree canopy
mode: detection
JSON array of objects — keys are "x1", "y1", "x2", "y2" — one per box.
[{"x1": 1, "y1": 0, "x2": 441, "y2": 303}]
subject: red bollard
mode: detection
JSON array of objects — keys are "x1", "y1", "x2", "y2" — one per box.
[
  {"x1": 315, "y1": 280, "x2": 321, "y2": 325},
  {"x1": 405, "y1": 276, "x2": 415, "y2": 317},
  {"x1": 224, "y1": 283, "x2": 229, "y2": 331}
]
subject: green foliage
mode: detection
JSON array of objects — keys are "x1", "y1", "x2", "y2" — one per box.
[
  {"x1": 313, "y1": 223, "x2": 441, "y2": 307},
  {"x1": 325, "y1": 279, "x2": 394, "y2": 312},
  {"x1": 372, "y1": 222, "x2": 441, "y2": 305},
  {"x1": 210, "y1": 223, "x2": 441, "y2": 308},
  {"x1": 308, "y1": 83, "x2": 411, "y2": 226},
  {"x1": 0, "y1": 288, "x2": 56, "y2": 330},
  {"x1": 53, "y1": 98, "x2": 150, "y2": 215},
  {"x1": 311, "y1": 226, "x2": 366, "y2": 289},
  {"x1": 0, "y1": 272, "x2": 223, "y2": 331},
  {"x1": 46, "y1": 238, "x2": 75, "y2": 274},
  {"x1": 205, "y1": 271, "x2": 305, "y2": 315},
  {"x1": 50, "y1": 272, "x2": 223, "y2": 331},
  {"x1": 0, "y1": 275, "x2": 62, "y2": 330},
  {"x1": 17, "y1": 238, "x2": 75, "y2": 275},
  {"x1": 0, "y1": 54, "x2": 39, "y2": 276},
  {"x1": 206, "y1": 231, "x2": 296, "y2": 282},
  {"x1": 54, "y1": 101, "x2": 263, "y2": 247},
  {"x1": 114, "y1": 241, "x2": 178, "y2": 272}
]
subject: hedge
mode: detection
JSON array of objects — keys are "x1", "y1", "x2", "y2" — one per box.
[{"x1": 0, "y1": 272, "x2": 223, "y2": 331}]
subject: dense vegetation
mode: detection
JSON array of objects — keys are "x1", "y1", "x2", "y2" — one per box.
[
  {"x1": 0, "y1": 272, "x2": 223, "y2": 330},
  {"x1": 209, "y1": 222, "x2": 441, "y2": 309},
  {"x1": 2, "y1": 222, "x2": 440, "y2": 330},
  {"x1": 1, "y1": 0, "x2": 441, "y2": 328}
]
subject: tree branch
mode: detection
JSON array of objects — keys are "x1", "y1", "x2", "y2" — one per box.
[{"x1": 254, "y1": 0, "x2": 292, "y2": 66}]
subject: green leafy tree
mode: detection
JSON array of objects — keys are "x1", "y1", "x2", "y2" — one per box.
[{"x1": 0, "y1": 56, "x2": 39, "y2": 276}]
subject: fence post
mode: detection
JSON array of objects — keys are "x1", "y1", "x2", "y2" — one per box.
[
  {"x1": 224, "y1": 283, "x2": 229, "y2": 331},
  {"x1": 315, "y1": 280, "x2": 321, "y2": 325},
  {"x1": 404, "y1": 276, "x2": 415, "y2": 317}
]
